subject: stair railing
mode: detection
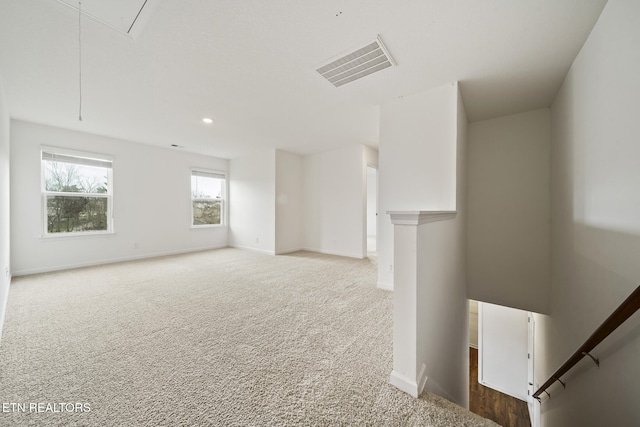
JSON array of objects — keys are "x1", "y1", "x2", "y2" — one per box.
[{"x1": 533, "y1": 284, "x2": 640, "y2": 400}]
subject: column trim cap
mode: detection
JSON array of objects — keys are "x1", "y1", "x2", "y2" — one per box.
[{"x1": 387, "y1": 210, "x2": 456, "y2": 225}]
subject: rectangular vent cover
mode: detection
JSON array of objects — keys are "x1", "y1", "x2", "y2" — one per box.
[{"x1": 316, "y1": 36, "x2": 395, "y2": 87}]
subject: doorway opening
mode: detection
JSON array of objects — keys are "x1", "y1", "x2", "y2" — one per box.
[
  {"x1": 366, "y1": 166, "x2": 377, "y2": 257},
  {"x1": 469, "y1": 300, "x2": 533, "y2": 427}
]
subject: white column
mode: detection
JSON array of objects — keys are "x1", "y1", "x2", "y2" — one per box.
[{"x1": 388, "y1": 210, "x2": 457, "y2": 397}]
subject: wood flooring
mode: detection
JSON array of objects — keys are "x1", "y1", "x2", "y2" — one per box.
[{"x1": 469, "y1": 347, "x2": 532, "y2": 427}]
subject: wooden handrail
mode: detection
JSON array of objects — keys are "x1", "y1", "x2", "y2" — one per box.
[{"x1": 533, "y1": 284, "x2": 640, "y2": 399}]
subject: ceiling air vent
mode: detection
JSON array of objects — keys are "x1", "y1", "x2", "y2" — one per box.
[{"x1": 316, "y1": 36, "x2": 395, "y2": 87}]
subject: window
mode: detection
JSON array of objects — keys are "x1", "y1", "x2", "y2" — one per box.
[
  {"x1": 41, "y1": 148, "x2": 113, "y2": 235},
  {"x1": 191, "y1": 169, "x2": 225, "y2": 227}
]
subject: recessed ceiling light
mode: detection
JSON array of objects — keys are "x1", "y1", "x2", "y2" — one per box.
[{"x1": 202, "y1": 117, "x2": 214, "y2": 124}]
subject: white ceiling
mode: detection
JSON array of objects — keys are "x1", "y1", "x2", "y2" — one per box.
[
  {"x1": 55, "y1": 0, "x2": 152, "y2": 35},
  {"x1": 0, "y1": 0, "x2": 607, "y2": 159}
]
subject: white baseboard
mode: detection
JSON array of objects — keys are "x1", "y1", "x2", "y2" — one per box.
[
  {"x1": 424, "y1": 376, "x2": 457, "y2": 405},
  {"x1": 417, "y1": 364, "x2": 428, "y2": 396},
  {"x1": 302, "y1": 247, "x2": 365, "y2": 259},
  {"x1": 12, "y1": 245, "x2": 229, "y2": 277},
  {"x1": 229, "y1": 244, "x2": 276, "y2": 256},
  {"x1": 377, "y1": 281, "x2": 393, "y2": 291},
  {"x1": 389, "y1": 364, "x2": 427, "y2": 398},
  {"x1": 275, "y1": 247, "x2": 303, "y2": 255},
  {"x1": 391, "y1": 366, "x2": 463, "y2": 406},
  {"x1": 0, "y1": 276, "x2": 10, "y2": 347}
]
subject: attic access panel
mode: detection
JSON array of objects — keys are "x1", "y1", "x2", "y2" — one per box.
[
  {"x1": 56, "y1": 0, "x2": 158, "y2": 37},
  {"x1": 316, "y1": 36, "x2": 395, "y2": 87}
]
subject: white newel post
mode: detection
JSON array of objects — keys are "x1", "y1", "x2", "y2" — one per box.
[{"x1": 387, "y1": 210, "x2": 457, "y2": 398}]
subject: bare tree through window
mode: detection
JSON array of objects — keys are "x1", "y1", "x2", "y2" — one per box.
[
  {"x1": 191, "y1": 170, "x2": 224, "y2": 226},
  {"x1": 42, "y1": 150, "x2": 112, "y2": 234}
]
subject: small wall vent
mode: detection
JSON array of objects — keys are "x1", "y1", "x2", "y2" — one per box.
[{"x1": 316, "y1": 36, "x2": 395, "y2": 87}]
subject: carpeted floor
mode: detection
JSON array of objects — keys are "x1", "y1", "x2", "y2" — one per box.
[{"x1": 0, "y1": 248, "x2": 498, "y2": 426}]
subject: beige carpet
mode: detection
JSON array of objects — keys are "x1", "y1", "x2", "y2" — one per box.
[{"x1": 0, "y1": 248, "x2": 498, "y2": 426}]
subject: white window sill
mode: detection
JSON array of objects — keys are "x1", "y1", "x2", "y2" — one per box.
[
  {"x1": 39, "y1": 231, "x2": 116, "y2": 240},
  {"x1": 190, "y1": 224, "x2": 226, "y2": 230}
]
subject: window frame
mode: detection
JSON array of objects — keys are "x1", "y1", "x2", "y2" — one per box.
[
  {"x1": 190, "y1": 168, "x2": 226, "y2": 229},
  {"x1": 41, "y1": 146, "x2": 114, "y2": 238}
]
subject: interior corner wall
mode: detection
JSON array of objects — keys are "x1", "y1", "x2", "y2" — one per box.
[
  {"x1": 378, "y1": 82, "x2": 458, "y2": 289},
  {"x1": 417, "y1": 83, "x2": 470, "y2": 406},
  {"x1": 455, "y1": 85, "x2": 469, "y2": 407},
  {"x1": 302, "y1": 145, "x2": 367, "y2": 259},
  {"x1": 275, "y1": 150, "x2": 302, "y2": 254},
  {"x1": 229, "y1": 149, "x2": 276, "y2": 254},
  {"x1": 467, "y1": 109, "x2": 551, "y2": 314},
  {"x1": 540, "y1": 0, "x2": 640, "y2": 425},
  {"x1": 0, "y1": 72, "x2": 11, "y2": 344},
  {"x1": 10, "y1": 121, "x2": 229, "y2": 275},
  {"x1": 385, "y1": 82, "x2": 468, "y2": 405}
]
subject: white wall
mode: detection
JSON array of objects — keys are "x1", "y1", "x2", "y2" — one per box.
[
  {"x1": 378, "y1": 83, "x2": 458, "y2": 289},
  {"x1": 417, "y1": 83, "x2": 469, "y2": 406},
  {"x1": 366, "y1": 167, "x2": 377, "y2": 237},
  {"x1": 467, "y1": 109, "x2": 551, "y2": 314},
  {"x1": 10, "y1": 121, "x2": 229, "y2": 275},
  {"x1": 229, "y1": 149, "x2": 276, "y2": 254},
  {"x1": 302, "y1": 145, "x2": 367, "y2": 259},
  {"x1": 230, "y1": 146, "x2": 369, "y2": 258},
  {"x1": 454, "y1": 85, "x2": 470, "y2": 406},
  {"x1": 275, "y1": 150, "x2": 302, "y2": 254},
  {"x1": 385, "y1": 83, "x2": 469, "y2": 406},
  {"x1": 479, "y1": 302, "x2": 529, "y2": 401},
  {"x1": 539, "y1": 0, "x2": 640, "y2": 425},
  {"x1": 0, "y1": 72, "x2": 10, "y2": 344}
]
